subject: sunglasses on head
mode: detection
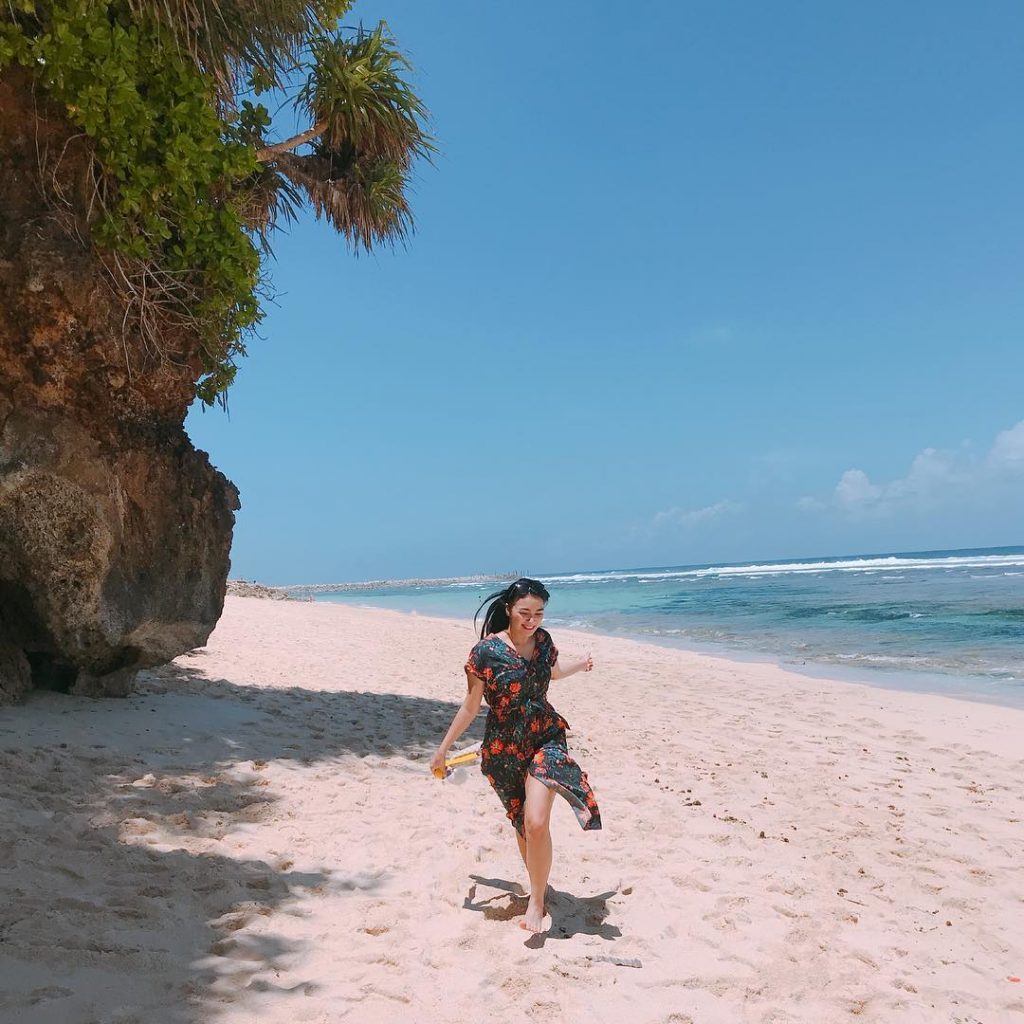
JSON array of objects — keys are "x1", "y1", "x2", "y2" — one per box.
[{"x1": 507, "y1": 578, "x2": 549, "y2": 601}]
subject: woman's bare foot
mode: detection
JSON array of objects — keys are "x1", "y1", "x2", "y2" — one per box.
[{"x1": 519, "y1": 898, "x2": 547, "y2": 933}]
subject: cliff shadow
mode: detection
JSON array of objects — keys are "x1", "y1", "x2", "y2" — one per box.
[{"x1": 0, "y1": 663, "x2": 481, "y2": 1023}]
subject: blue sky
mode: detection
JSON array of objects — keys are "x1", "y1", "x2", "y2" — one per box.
[{"x1": 187, "y1": 0, "x2": 1024, "y2": 584}]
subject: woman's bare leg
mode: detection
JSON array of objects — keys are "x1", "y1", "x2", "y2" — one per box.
[
  {"x1": 515, "y1": 830, "x2": 528, "y2": 871},
  {"x1": 520, "y1": 773, "x2": 557, "y2": 933}
]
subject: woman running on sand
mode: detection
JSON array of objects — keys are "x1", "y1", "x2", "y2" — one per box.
[{"x1": 430, "y1": 577, "x2": 601, "y2": 933}]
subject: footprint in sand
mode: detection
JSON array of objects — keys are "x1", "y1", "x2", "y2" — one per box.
[
  {"x1": 24, "y1": 986, "x2": 74, "y2": 1006},
  {"x1": 246, "y1": 978, "x2": 318, "y2": 996}
]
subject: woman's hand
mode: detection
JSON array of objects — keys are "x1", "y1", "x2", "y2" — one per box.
[
  {"x1": 551, "y1": 653, "x2": 594, "y2": 680},
  {"x1": 429, "y1": 748, "x2": 448, "y2": 778}
]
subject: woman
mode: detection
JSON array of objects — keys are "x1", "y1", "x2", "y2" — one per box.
[{"x1": 430, "y1": 577, "x2": 601, "y2": 934}]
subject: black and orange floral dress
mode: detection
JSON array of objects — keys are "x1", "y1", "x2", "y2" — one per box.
[{"x1": 465, "y1": 628, "x2": 601, "y2": 838}]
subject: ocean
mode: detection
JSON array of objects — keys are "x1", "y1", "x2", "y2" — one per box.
[{"x1": 312, "y1": 546, "x2": 1024, "y2": 707}]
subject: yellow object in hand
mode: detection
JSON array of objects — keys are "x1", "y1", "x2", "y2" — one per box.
[{"x1": 433, "y1": 741, "x2": 482, "y2": 778}]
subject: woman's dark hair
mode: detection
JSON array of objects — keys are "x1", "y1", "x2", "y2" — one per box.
[{"x1": 474, "y1": 577, "x2": 550, "y2": 638}]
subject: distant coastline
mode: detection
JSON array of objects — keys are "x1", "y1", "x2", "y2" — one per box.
[{"x1": 276, "y1": 573, "x2": 522, "y2": 594}]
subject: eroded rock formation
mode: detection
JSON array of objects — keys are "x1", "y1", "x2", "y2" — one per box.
[{"x1": 0, "y1": 68, "x2": 238, "y2": 701}]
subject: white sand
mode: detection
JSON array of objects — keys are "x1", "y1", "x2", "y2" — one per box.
[{"x1": 1, "y1": 595, "x2": 1022, "y2": 1023}]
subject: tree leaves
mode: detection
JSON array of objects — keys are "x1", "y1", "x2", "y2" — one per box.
[{"x1": 0, "y1": 1, "x2": 430, "y2": 404}]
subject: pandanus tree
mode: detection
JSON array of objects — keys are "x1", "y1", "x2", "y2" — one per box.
[{"x1": 0, "y1": 1, "x2": 430, "y2": 700}]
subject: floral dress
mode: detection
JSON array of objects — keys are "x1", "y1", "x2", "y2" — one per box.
[{"x1": 465, "y1": 628, "x2": 602, "y2": 838}]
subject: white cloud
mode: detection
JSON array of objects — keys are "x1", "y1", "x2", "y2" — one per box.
[
  {"x1": 834, "y1": 469, "x2": 882, "y2": 508},
  {"x1": 653, "y1": 500, "x2": 740, "y2": 528},
  {"x1": 801, "y1": 419, "x2": 1024, "y2": 518},
  {"x1": 989, "y1": 420, "x2": 1024, "y2": 469}
]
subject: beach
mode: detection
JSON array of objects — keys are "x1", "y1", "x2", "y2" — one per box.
[{"x1": 1, "y1": 595, "x2": 1022, "y2": 1024}]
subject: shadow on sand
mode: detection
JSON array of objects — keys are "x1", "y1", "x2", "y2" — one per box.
[
  {"x1": 464, "y1": 873, "x2": 622, "y2": 948},
  {"x1": 0, "y1": 658, "x2": 482, "y2": 1023}
]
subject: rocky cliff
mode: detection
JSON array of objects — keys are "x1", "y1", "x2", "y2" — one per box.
[{"x1": 0, "y1": 68, "x2": 238, "y2": 702}]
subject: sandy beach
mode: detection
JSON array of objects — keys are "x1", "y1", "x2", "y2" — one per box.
[{"x1": 1, "y1": 594, "x2": 1022, "y2": 1024}]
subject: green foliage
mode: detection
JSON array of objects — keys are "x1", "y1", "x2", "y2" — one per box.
[
  {"x1": 1, "y1": 1, "x2": 260, "y2": 404},
  {"x1": 0, "y1": 1, "x2": 429, "y2": 406},
  {"x1": 284, "y1": 22, "x2": 433, "y2": 248},
  {"x1": 300, "y1": 24, "x2": 428, "y2": 161}
]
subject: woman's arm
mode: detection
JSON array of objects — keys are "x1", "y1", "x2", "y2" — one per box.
[
  {"x1": 550, "y1": 653, "x2": 593, "y2": 680},
  {"x1": 429, "y1": 672, "x2": 485, "y2": 775}
]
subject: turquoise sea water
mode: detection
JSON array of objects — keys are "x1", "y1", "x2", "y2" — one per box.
[{"x1": 313, "y1": 547, "x2": 1024, "y2": 707}]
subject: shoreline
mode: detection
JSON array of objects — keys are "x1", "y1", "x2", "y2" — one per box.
[
  {"x1": 2, "y1": 595, "x2": 1022, "y2": 1023},
  {"x1": 321, "y1": 596, "x2": 1024, "y2": 711}
]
